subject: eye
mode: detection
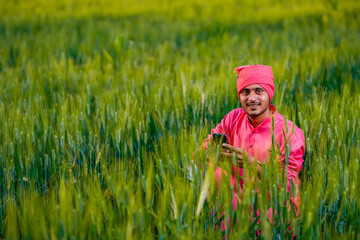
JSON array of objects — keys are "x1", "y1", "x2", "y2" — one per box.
[
  {"x1": 242, "y1": 89, "x2": 250, "y2": 95},
  {"x1": 256, "y1": 88, "x2": 264, "y2": 94}
]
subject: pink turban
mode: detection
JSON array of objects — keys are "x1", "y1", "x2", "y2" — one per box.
[{"x1": 234, "y1": 65, "x2": 275, "y2": 102}]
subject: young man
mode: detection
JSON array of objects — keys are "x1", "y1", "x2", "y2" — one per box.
[{"x1": 202, "y1": 65, "x2": 305, "y2": 219}]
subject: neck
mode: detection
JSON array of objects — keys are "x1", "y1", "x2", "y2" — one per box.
[{"x1": 248, "y1": 107, "x2": 272, "y2": 128}]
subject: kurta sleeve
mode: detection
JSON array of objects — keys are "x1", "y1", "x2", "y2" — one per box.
[
  {"x1": 201, "y1": 109, "x2": 239, "y2": 150},
  {"x1": 282, "y1": 126, "x2": 305, "y2": 215}
]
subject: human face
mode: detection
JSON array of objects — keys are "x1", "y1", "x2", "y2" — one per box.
[{"x1": 239, "y1": 84, "x2": 270, "y2": 120}]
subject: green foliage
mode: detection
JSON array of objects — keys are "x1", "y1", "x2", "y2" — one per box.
[{"x1": 0, "y1": 0, "x2": 360, "y2": 239}]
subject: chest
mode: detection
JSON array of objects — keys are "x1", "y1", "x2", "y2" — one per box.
[{"x1": 229, "y1": 120, "x2": 284, "y2": 162}]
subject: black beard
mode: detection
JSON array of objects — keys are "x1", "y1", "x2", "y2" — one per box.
[{"x1": 246, "y1": 104, "x2": 269, "y2": 117}]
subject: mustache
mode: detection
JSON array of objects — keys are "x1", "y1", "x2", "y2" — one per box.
[{"x1": 246, "y1": 102, "x2": 260, "y2": 105}]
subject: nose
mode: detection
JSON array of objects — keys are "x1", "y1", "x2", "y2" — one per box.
[{"x1": 248, "y1": 91, "x2": 257, "y2": 101}]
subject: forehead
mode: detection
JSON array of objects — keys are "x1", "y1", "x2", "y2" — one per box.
[{"x1": 242, "y1": 83, "x2": 264, "y2": 90}]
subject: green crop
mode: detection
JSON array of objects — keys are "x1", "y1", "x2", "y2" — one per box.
[{"x1": 0, "y1": 0, "x2": 360, "y2": 239}]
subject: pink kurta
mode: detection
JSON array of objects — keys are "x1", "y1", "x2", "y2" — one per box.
[{"x1": 202, "y1": 105, "x2": 305, "y2": 215}]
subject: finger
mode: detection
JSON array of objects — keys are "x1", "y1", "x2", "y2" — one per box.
[
  {"x1": 222, "y1": 143, "x2": 230, "y2": 147},
  {"x1": 222, "y1": 144, "x2": 243, "y2": 153},
  {"x1": 219, "y1": 148, "x2": 231, "y2": 153},
  {"x1": 219, "y1": 152, "x2": 244, "y2": 162},
  {"x1": 219, "y1": 153, "x2": 243, "y2": 167},
  {"x1": 221, "y1": 143, "x2": 232, "y2": 150},
  {"x1": 219, "y1": 152, "x2": 233, "y2": 157},
  {"x1": 219, "y1": 152, "x2": 239, "y2": 159}
]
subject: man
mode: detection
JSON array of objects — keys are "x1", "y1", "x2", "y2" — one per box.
[{"x1": 202, "y1": 65, "x2": 305, "y2": 221}]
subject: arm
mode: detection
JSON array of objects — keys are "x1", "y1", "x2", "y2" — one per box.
[
  {"x1": 282, "y1": 128, "x2": 305, "y2": 215},
  {"x1": 219, "y1": 144, "x2": 263, "y2": 178},
  {"x1": 200, "y1": 110, "x2": 236, "y2": 151}
]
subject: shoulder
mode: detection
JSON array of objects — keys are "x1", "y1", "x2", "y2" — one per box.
[
  {"x1": 218, "y1": 108, "x2": 246, "y2": 129},
  {"x1": 225, "y1": 108, "x2": 246, "y2": 118},
  {"x1": 221, "y1": 108, "x2": 246, "y2": 122}
]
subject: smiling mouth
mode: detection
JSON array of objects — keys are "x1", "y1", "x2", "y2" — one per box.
[{"x1": 247, "y1": 103, "x2": 260, "y2": 110}]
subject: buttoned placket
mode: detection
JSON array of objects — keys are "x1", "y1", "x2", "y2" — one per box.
[{"x1": 248, "y1": 126, "x2": 255, "y2": 155}]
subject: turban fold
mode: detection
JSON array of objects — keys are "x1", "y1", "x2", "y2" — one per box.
[{"x1": 234, "y1": 65, "x2": 275, "y2": 102}]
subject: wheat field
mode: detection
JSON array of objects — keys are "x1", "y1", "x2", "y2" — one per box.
[{"x1": 0, "y1": 0, "x2": 360, "y2": 239}]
